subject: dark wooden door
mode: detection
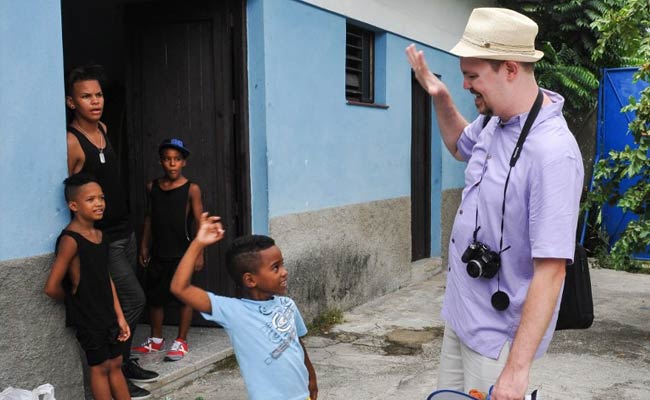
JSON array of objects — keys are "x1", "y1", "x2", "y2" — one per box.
[
  {"x1": 126, "y1": 0, "x2": 249, "y2": 325},
  {"x1": 411, "y1": 73, "x2": 432, "y2": 261}
]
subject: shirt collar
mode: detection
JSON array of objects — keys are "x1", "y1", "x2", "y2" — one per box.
[{"x1": 497, "y1": 88, "x2": 565, "y2": 131}]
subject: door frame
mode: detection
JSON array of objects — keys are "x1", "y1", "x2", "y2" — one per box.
[
  {"x1": 411, "y1": 72, "x2": 432, "y2": 261},
  {"x1": 124, "y1": 0, "x2": 251, "y2": 310},
  {"x1": 125, "y1": 0, "x2": 251, "y2": 242}
]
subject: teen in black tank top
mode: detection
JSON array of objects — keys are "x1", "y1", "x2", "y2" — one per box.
[
  {"x1": 68, "y1": 125, "x2": 130, "y2": 241},
  {"x1": 149, "y1": 179, "x2": 192, "y2": 259}
]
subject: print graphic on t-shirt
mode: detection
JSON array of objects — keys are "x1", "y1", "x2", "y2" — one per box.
[{"x1": 259, "y1": 297, "x2": 297, "y2": 365}]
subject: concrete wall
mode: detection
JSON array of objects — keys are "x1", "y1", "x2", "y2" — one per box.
[
  {"x1": 299, "y1": 0, "x2": 495, "y2": 52},
  {"x1": 270, "y1": 197, "x2": 411, "y2": 321},
  {"x1": 0, "y1": 256, "x2": 83, "y2": 397},
  {"x1": 0, "y1": 1, "x2": 69, "y2": 261},
  {"x1": 0, "y1": 1, "x2": 83, "y2": 398},
  {"x1": 246, "y1": 0, "x2": 477, "y2": 317}
]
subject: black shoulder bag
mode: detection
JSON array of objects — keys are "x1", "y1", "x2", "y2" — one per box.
[{"x1": 555, "y1": 244, "x2": 594, "y2": 330}]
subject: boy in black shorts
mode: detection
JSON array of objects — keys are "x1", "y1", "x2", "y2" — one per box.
[
  {"x1": 133, "y1": 138, "x2": 204, "y2": 361},
  {"x1": 45, "y1": 173, "x2": 131, "y2": 400}
]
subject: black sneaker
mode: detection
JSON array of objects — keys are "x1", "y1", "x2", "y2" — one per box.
[
  {"x1": 127, "y1": 380, "x2": 151, "y2": 399},
  {"x1": 123, "y1": 358, "x2": 159, "y2": 383}
]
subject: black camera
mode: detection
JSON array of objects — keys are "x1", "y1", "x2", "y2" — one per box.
[{"x1": 461, "y1": 241, "x2": 500, "y2": 279}]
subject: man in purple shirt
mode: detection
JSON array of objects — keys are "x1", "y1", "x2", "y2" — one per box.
[{"x1": 406, "y1": 8, "x2": 583, "y2": 400}]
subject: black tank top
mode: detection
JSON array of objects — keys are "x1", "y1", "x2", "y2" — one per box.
[
  {"x1": 58, "y1": 230, "x2": 116, "y2": 330},
  {"x1": 68, "y1": 125, "x2": 130, "y2": 240},
  {"x1": 150, "y1": 180, "x2": 192, "y2": 259}
]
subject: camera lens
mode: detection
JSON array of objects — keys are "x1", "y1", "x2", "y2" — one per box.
[
  {"x1": 466, "y1": 260, "x2": 483, "y2": 278},
  {"x1": 461, "y1": 243, "x2": 476, "y2": 263}
]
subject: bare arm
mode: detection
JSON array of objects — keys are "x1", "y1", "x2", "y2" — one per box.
[
  {"x1": 405, "y1": 44, "x2": 469, "y2": 160},
  {"x1": 170, "y1": 213, "x2": 225, "y2": 313},
  {"x1": 492, "y1": 258, "x2": 566, "y2": 400},
  {"x1": 66, "y1": 132, "x2": 85, "y2": 175},
  {"x1": 189, "y1": 183, "x2": 205, "y2": 270},
  {"x1": 300, "y1": 338, "x2": 318, "y2": 400},
  {"x1": 139, "y1": 182, "x2": 153, "y2": 267},
  {"x1": 44, "y1": 236, "x2": 77, "y2": 300},
  {"x1": 110, "y1": 279, "x2": 131, "y2": 341}
]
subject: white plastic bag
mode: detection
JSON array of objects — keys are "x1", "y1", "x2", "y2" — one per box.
[{"x1": 0, "y1": 384, "x2": 55, "y2": 400}]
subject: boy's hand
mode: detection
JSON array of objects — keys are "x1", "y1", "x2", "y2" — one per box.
[
  {"x1": 308, "y1": 374, "x2": 318, "y2": 400},
  {"x1": 139, "y1": 247, "x2": 150, "y2": 267},
  {"x1": 116, "y1": 316, "x2": 131, "y2": 342},
  {"x1": 195, "y1": 212, "x2": 225, "y2": 246}
]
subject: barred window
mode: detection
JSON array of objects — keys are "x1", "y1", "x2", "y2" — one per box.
[{"x1": 345, "y1": 24, "x2": 374, "y2": 103}]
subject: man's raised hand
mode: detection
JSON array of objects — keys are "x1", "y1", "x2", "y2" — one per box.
[{"x1": 405, "y1": 44, "x2": 447, "y2": 98}]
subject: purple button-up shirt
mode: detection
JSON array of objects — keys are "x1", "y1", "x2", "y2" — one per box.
[{"x1": 441, "y1": 89, "x2": 584, "y2": 360}]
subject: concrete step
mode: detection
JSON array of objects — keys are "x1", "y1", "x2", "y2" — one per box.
[{"x1": 130, "y1": 324, "x2": 233, "y2": 399}]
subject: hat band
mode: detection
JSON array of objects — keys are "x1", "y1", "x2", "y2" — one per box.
[{"x1": 460, "y1": 36, "x2": 537, "y2": 56}]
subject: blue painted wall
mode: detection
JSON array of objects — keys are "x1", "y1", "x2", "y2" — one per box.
[
  {"x1": 246, "y1": 0, "x2": 473, "y2": 256},
  {"x1": 0, "y1": 1, "x2": 68, "y2": 261},
  {"x1": 246, "y1": 0, "x2": 270, "y2": 235}
]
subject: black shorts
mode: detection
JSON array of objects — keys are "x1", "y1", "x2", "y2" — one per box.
[
  {"x1": 75, "y1": 325, "x2": 125, "y2": 366},
  {"x1": 145, "y1": 257, "x2": 182, "y2": 307}
]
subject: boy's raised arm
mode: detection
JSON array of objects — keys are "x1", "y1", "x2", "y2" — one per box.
[
  {"x1": 44, "y1": 235, "x2": 77, "y2": 300},
  {"x1": 170, "y1": 212, "x2": 225, "y2": 314}
]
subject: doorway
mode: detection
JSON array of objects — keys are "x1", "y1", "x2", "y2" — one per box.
[
  {"x1": 61, "y1": 0, "x2": 250, "y2": 325},
  {"x1": 411, "y1": 72, "x2": 432, "y2": 261}
]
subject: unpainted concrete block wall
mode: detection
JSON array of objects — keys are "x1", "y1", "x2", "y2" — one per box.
[
  {"x1": 440, "y1": 188, "x2": 463, "y2": 269},
  {"x1": 270, "y1": 197, "x2": 412, "y2": 321},
  {"x1": 0, "y1": 255, "x2": 84, "y2": 398}
]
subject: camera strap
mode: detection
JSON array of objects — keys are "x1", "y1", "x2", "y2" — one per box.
[
  {"x1": 470, "y1": 90, "x2": 544, "y2": 311},
  {"x1": 471, "y1": 90, "x2": 542, "y2": 244},
  {"x1": 497, "y1": 89, "x2": 544, "y2": 254}
]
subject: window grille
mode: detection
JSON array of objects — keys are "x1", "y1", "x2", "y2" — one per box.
[{"x1": 345, "y1": 24, "x2": 374, "y2": 103}]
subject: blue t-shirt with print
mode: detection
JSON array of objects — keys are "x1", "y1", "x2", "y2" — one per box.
[{"x1": 201, "y1": 293, "x2": 309, "y2": 400}]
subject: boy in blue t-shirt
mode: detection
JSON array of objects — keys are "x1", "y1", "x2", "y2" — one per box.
[{"x1": 170, "y1": 214, "x2": 318, "y2": 400}]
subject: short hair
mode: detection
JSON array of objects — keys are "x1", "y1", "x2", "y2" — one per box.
[
  {"x1": 65, "y1": 64, "x2": 106, "y2": 96},
  {"x1": 64, "y1": 172, "x2": 100, "y2": 202},
  {"x1": 486, "y1": 59, "x2": 535, "y2": 73},
  {"x1": 225, "y1": 235, "x2": 276, "y2": 285}
]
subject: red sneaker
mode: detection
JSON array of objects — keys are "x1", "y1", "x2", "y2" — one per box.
[
  {"x1": 132, "y1": 337, "x2": 164, "y2": 354},
  {"x1": 165, "y1": 338, "x2": 188, "y2": 361}
]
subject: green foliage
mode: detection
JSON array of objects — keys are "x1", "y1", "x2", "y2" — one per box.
[
  {"x1": 494, "y1": 0, "x2": 617, "y2": 126},
  {"x1": 535, "y1": 42, "x2": 599, "y2": 123},
  {"x1": 591, "y1": 0, "x2": 650, "y2": 66},
  {"x1": 585, "y1": 0, "x2": 650, "y2": 270}
]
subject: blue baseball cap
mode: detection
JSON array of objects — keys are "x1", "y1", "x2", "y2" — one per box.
[{"x1": 159, "y1": 138, "x2": 190, "y2": 158}]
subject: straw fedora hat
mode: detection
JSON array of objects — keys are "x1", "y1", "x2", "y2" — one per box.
[{"x1": 450, "y1": 8, "x2": 544, "y2": 62}]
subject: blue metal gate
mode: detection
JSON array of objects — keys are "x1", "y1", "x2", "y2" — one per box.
[{"x1": 592, "y1": 67, "x2": 649, "y2": 259}]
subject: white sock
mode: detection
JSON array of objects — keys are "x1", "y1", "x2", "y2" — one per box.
[{"x1": 150, "y1": 337, "x2": 163, "y2": 344}]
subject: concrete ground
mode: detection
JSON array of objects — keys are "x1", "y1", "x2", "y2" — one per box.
[{"x1": 143, "y1": 263, "x2": 650, "y2": 400}]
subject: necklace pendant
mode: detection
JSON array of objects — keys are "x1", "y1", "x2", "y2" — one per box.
[{"x1": 99, "y1": 151, "x2": 106, "y2": 164}]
